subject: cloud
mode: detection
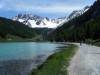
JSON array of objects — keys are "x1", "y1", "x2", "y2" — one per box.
[
  {"x1": 25, "y1": 5, "x2": 83, "y2": 13},
  {"x1": 0, "y1": 4, "x2": 2, "y2": 8},
  {"x1": 0, "y1": 4, "x2": 84, "y2": 14},
  {"x1": 0, "y1": 3, "x2": 4, "y2": 9},
  {"x1": 0, "y1": 0, "x2": 94, "y2": 14}
]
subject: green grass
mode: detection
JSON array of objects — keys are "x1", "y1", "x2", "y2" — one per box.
[
  {"x1": 29, "y1": 44, "x2": 78, "y2": 75},
  {"x1": 0, "y1": 38, "x2": 34, "y2": 42},
  {"x1": 0, "y1": 34, "x2": 46, "y2": 42}
]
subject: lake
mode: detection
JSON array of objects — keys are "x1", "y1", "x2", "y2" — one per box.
[{"x1": 0, "y1": 42, "x2": 65, "y2": 75}]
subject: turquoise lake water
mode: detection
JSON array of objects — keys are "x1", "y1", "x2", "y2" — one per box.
[
  {"x1": 0, "y1": 42, "x2": 63, "y2": 61},
  {"x1": 0, "y1": 42, "x2": 64, "y2": 75}
]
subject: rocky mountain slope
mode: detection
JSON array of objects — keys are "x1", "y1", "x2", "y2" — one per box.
[{"x1": 67, "y1": 6, "x2": 90, "y2": 20}]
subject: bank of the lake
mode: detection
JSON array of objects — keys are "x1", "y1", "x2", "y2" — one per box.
[
  {"x1": 29, "y1": 44, "x2": 77, "y2": 75},
  {"x1": 0, "y1": 39, "x2": 33, "y2": 42},
  {"x1": 0, "y1": 39, "x2": 48, "y2": 43}
]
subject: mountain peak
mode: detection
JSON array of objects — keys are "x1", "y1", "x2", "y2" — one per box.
[
  {"x1": 84, "y1": 6, "x2": 90, "y2": 9},
  {"x1": 67, "y1": 6, "x2": 90, "y2": 20}
]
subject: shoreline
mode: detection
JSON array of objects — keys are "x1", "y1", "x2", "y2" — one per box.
[
  {"x1": 0, "y1": 42, "x2": 66, "y2": 75},
  {"x1": 29, "y1": 44, "x2": 77, "y2": 75},
  {"x1": 0, "y1": 41, "x2": 78, "y2": 75},
  {"x1": 0, "y1": 38, "x2": 50, "y2": 43}
]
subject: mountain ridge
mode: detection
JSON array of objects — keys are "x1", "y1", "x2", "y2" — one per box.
[{"x1": 12, "y1": 6, "x2": 89, "y2": 28}]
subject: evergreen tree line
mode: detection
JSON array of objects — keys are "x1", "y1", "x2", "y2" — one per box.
[{"x1": 0, "y1": 17, "x2": 35, "y2": 38}]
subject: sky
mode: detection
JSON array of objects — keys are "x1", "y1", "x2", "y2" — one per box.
[{"x1": 0, "y1": 0, "x2": 96, "y2": 19}]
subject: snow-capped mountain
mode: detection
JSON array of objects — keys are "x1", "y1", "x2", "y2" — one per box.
[
  {"x1": 12, "y1": 14, "x2": 67, "y2": 28},
  {"x1": 12, "y1": 6, "x2": 89, "y2": 28},
  {"x1": 67, "y1": 6, "x2": 90, "y2": 20}
]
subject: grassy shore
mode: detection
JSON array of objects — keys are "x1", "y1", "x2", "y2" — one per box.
[
  {"x1": 29, "y1": 44, "x2": 77, "y2": 75},
  {"x1": 0, "y1": 38, "x2": 48, "y2": 43}
]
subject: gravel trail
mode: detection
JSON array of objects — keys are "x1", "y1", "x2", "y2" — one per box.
[{"x1": 68, "y1": 43, "x2": 100, "y2": 75}]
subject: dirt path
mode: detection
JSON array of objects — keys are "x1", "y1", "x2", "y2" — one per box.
[{"x1": 68, "y1": 43, "x2": 100, "y2": 75}]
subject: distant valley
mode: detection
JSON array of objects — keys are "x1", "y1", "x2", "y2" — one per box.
[{"x1": 0, "y1": 6, "x2": 90, "y2": 41}]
